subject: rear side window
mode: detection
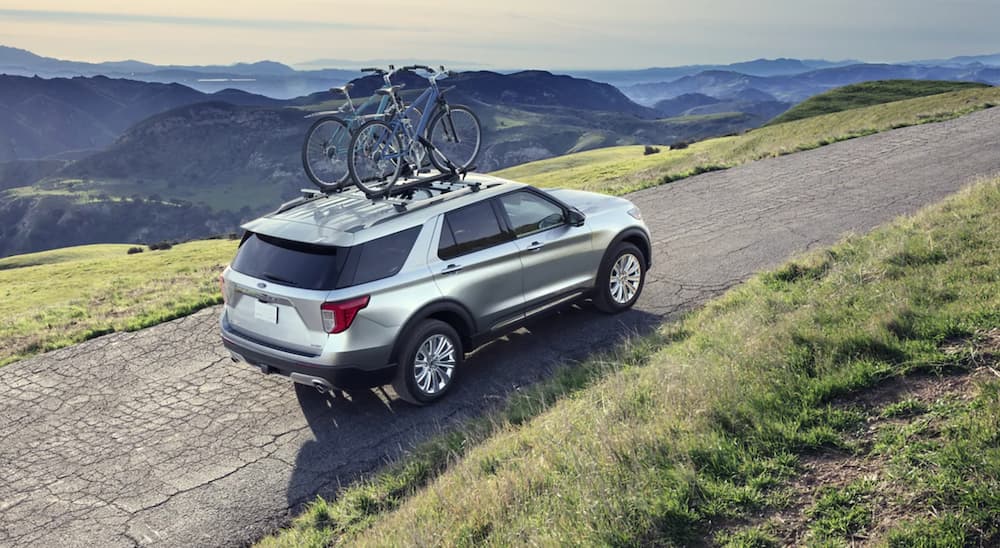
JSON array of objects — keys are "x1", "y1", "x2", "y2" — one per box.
[
  {"x1": 231, "y1": 233, "x2": 347, "y2": 290},
  {"x1": 347, "y1": 226, "x2": 421, "y2": 285},
  {"x1": 439, "y1": 201, "x2": 510, "y2": 260}
]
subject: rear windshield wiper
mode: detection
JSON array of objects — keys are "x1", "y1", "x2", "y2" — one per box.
[{"x1": 261, "y1": 272, "x2": 300, "y2": 287}]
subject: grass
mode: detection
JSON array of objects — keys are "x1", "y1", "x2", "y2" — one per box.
[
  {"x1": 257, "y1": 175, "x2": 999, "y2": 546},
  {"x1": 806, "y1": 479, "x2": 876, "y2": 541},
  {"x1": 5, "y1": 175, "x2": 287, "y2": 212},
  {"x1": 768, "y1": 80, "x2": 990, "y2": 125},
  {"x1": 873, "y1": 379, "x2": 1000, "y2": 546},
  {"x1": 0, "y1": 240, "x2": 237, "y2": 367},
  {"x1": 494, "y1": 85, "x2": 1000, "y2": 195}
]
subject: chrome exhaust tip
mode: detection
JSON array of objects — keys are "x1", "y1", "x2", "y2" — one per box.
[{"x1": 290, "y1": 372, "x2": 334, "y2": 394}]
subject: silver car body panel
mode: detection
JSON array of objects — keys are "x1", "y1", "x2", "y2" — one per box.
[{"x1": 220, "y1": 173, "x2": 651, "y2": 382}]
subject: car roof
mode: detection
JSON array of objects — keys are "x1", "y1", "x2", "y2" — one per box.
[{"x1": 242, "y1": 173, "x2": 528, "y2": 247}]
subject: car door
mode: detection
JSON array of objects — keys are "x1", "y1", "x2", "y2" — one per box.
[
  {"x1": 429, "y1": 200, "x2": 526, "y2": 332},
  {"x1": 496, "y1": 189, "x2": 594, "y2": 310}
]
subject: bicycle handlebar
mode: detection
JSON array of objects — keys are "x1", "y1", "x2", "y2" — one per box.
[
  {"x1": 402, "y1": 64, "x2": 434, "y2": 72},
  {"x1": 360, "y1": 67, "x2": 385, "y2": 74}
]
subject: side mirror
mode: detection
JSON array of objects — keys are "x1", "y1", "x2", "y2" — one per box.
[{"x1": 567, "y1": 207, "x2": 586, "y2": 227}]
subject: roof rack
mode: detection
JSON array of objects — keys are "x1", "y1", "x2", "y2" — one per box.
[
  {"x1": 373, "y1": 167, "x2": 481, "y2": 212},
  {"x1": 276, "y1": 167, "x2": 486, "y2": 218}
]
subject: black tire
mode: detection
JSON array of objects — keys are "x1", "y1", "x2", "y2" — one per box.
[
  {"x1": 302, "y1": 116, "x2": 351, "y2": 191},
  {"x1": 594, "y1": 242, "x2": 646, "y2": 314},
  {"x1": 427, "y1": 105, "x2": 482, "y2": 172},
  {"x1": 348, "y1": 119, "x2": 404, "y2": 195},
  {"x1": 391, "y1": 319, "x2": 464, "y2": 405}
]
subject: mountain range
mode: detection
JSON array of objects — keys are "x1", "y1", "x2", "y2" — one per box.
[
  {"x1": 1, "y1": 45, "x2": 999, "y2": 257},
  {"x1": 0, "y1": 68, "x2": 765, "y2": 257},
  {"x1": 0, "y1": 74, "x2": 283, "y2": 161},
  {"x1": 622, "y1": 63, "x2": 1000, "y2": 106},
  {"x1": 0, "y1": 45, "x2": 357, "y2": 99}
]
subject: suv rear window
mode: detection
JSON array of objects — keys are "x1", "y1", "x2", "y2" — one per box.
[{"x1": 231, "y1": 233, "x2": 348, "y2": 290}]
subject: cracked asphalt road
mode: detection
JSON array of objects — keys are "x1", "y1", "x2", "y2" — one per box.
[{"x1": 3, "y1": 108, "x2": 1000, "y2": 547}]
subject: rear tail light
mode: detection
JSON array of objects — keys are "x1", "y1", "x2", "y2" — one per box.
[{"x1": 321, "y1": 296, "x2": 370, "y2": 334}]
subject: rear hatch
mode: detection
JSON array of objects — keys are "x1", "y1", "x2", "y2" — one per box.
[{"x1": 224, "y1": 233, "x2": 347, "y2": 356}]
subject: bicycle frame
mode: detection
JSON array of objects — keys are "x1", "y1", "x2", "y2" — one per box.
[{"x1": 393, "y1": 84, "x2": 441, "y2": 141}]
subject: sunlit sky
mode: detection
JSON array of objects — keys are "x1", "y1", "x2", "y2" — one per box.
[{"x1": 1, "y1": 1, "x2": 999, "y2": 69}]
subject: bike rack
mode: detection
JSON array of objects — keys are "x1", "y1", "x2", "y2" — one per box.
[
  {"x1": 371, "y1": 166, "x2": 480, "y2": 212},
  {"x1": 285, "y1": 166, "x2": 482, "y2": 217}
]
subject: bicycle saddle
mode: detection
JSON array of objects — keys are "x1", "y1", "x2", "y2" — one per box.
[
  {"x1": 330, "y1": 83, "x2": 354, "y2": 94},
  {"x1": 375, "y1": 84, "x2": 405, "y2": 95}
]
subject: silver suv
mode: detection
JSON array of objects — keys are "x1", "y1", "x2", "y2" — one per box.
[{"x1": 220, "y1": 173, "x2": 651, "y2": 404}]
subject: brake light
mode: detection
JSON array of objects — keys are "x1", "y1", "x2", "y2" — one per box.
[{"x1": 321, "y1": 296, "x2": 370, "y2": 334}]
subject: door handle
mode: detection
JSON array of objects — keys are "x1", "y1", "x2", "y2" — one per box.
[
  {"x1": 441, "y1": 263, "x2": 463, "y2": 275},
  {"x1": 526, "y1": 241, "x2": 545, "y2": 252}
]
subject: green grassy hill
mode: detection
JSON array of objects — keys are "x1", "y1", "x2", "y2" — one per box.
[
  {"x1": 260, "y1": 176, "x2": 1000, "y2": 547},
  {"x1": 3, "y1": 86, "x2": 998, "y2": 366},
  {"x1": 495, "y1": 85, "x2": 1000, "y2": 195},
  {"x1": 767, "y1": 80, "x2": 990, "y2": 125},
  {"x1": 0, "y1": 240, "x2": 236, "y2": 366}
]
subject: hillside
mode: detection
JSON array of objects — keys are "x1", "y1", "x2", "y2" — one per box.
[
  {"x1": 0, "y1": 74, "x2": 280, "y2": 161},
  {"x1": 0, "y1": 240, "x2": 236, "y2": 366},
  {"x1": 4, "y1": 87, "x2": 998, "y2": 359},
  {"x1": 767, "y1": 79, "x2": 991, "y2": 125},
  {"x1": 4, "y1": 75, "x2": 998, "y2": 258},
  {"x1": 496, "y1": 85, "x2": 1000, "y2": 194},
  {"x1": 58, "y1": 102, "x2": 306, "y2": 210},
  {"x1": 4, "y1": 84, "x2": 997, "y2": 257},
  {"x1": 0, "y1": 69, "x2": 771, "y2": 256},
  {"x1": 0, "y1": 159, "x2": 67, "y2": 191},
  {"x1": 569, "y1": 58, "x2": 857, "y2": 88},
  {"x1": 259, "y1": 176, "x2": 1000, "y2": 546},
  {"x1": 622, "y1": 63, "x2": 1000, "y2": 106}
]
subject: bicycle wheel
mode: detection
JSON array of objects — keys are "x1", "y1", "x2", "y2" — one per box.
[
  {"x1": 302, "y1": 116, "x2": 351, "y2": 191},
  {"x1": 348, "y1": 119, "x2": 404, "y2": 195},
  {"x1": 427, "y1": 105, "x2": 482, "y2": 172}
]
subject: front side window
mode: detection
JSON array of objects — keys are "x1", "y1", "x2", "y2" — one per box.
[
  {"x1": 498, "y1": 191, "x2": 565, "y2": 237},
  {"x1": 438, "y1": 201, "x2": 510, "y2": 260}
]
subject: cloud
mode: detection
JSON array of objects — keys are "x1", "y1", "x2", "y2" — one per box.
[{"x1": 0, "y1": 8, "x2": 398, "y2": 32}]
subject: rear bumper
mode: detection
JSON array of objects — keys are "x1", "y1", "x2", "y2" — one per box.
[{"x1": 220, "y1": 319, "x2": 395, "y2": 388}]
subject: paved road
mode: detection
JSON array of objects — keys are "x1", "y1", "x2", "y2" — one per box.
[{"x1": 3, "y1": 108, "x2": 1000, "y2": 547}]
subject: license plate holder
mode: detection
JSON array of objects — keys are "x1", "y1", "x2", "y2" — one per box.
[{"x1": 254, "y1": 301, "x2": 279, "y2": 324}]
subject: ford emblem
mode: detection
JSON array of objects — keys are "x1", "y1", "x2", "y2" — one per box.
[{"x1": 257, "y1": 282, "x2": 267, "y2": 289}]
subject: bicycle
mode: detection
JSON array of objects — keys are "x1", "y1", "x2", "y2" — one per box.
[
  {"x1": 347, "y1": 65, "x2": 482, "y2": 196},
  {"x1": 301, "y1": 67, "x2": 418, "y2": 191}
]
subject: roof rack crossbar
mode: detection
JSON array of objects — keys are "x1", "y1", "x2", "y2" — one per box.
[
  {"x1": 275, "y1": 168, "x2": 485, "y2": 221},
  {"x1": 360, "y1": 167, "x2": 479, "y2": 200}
]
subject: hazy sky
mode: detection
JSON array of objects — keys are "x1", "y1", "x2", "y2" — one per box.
[{"x1": 1, "y1": 1, "x2": 999, "y2": 69}]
